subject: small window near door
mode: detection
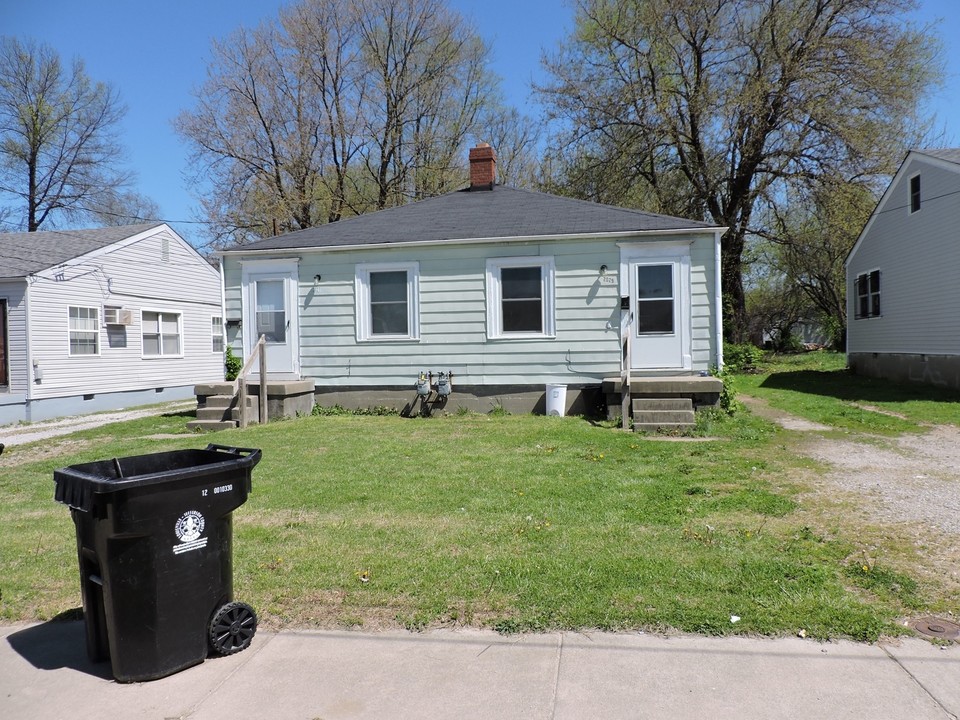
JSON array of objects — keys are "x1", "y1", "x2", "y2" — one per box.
[
  {"x1": 212, "y1": 316, "x2": 224, "y2": 353},
  {"x1": 636, "y1": 265, "x2": 675, "y2": 334},
  {"x1": 142, "y1": 310, "x2": 182, "y2": 357},
  {"x1": 355, "y1": 262, "x2": 420, "y2": 341},
  {"x1": 909, "y1": 175, "x2": 921, "y2": 214},
  {"x1": 68, "y1": 306, "x2": 100, "y2": 355},
  {"x1": 855, "y1": 270, "x2": 881, "y2": 318}
]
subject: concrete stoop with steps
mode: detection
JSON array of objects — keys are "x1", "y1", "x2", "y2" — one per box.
[
  {"x1": 631, "y1": 397, "x2": 696, "y2": 432},
  {"x1": 602, "y1": 375, "x2": 723, "y2": 432},
  {"x1": 187, "y1": 379, "x2": 316, "y2": 431}
]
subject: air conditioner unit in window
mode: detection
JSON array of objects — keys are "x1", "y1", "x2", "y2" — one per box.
[{"x1": 104, "y1": 307, "x2": 133, "y2": 326}]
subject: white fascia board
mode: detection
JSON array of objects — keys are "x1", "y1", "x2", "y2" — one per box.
[{"x1": 217, "y1": 226, "x2": 726, "y2": 257}]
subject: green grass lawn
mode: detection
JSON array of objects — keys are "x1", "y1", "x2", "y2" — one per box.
[
  {"x1": 0, "y1": 360, "x2": 954, "y2": 640},
  {"x1": 735, "y1": 350, "x2": 960, "y2": 432}
]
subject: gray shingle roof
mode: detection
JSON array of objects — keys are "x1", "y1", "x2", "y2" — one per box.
[
  {"x1": 914, "y1": 148, "x2": 960, "y2": 165},
  {"x1": 225, "y1": 185, "x2": 718, "y2": 252},
  {"x1": 0, "y1": 223, "x2": 162, "y2": 280}
]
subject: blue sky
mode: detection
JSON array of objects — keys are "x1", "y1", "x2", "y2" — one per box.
[{"x1": 2, "y1": 1, "x2": 957, "y2": 245}]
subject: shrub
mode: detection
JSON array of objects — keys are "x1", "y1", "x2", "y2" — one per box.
[
  {"x1": 723, "y1": 342, "x2": 765, "y2": 373},
  {"x1": 224, "y1": 346, "x2": 241, "y2": 381}
]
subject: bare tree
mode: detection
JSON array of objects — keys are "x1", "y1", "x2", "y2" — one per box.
[
  {"x1": 477, "y1": 105, "x2": 541, "y2": 189},
  {"x1": 353, "y1": 0, "x2": 496, "y2": 207},
  {"x1": 178, "y1": 0, "x2": 505, "y2": 246},
  {"x1": 87, "y1": 190, "x2": 162, "y2": 226},
  {"x1": 0, "y1": 37, "x2": 131, "y2": 231},
  {"x1": 538, "y1": 0, "x2": 942, "y2": 341},
  {"x1": 176, "y1": 19, "x2": 338, "y2": 245}
]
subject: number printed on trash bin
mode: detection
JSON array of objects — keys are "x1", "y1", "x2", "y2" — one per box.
[{"x1": 213, "y1": 484, "x2": 233, "y2": 494}]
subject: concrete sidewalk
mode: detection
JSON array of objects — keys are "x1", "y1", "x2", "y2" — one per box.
[{"x1": 2, "y1": 622, "x2": 957, "y2": 719}]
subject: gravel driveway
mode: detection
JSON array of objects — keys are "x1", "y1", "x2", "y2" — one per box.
[
  {"x1": 0, "y1": 401, "x2": 194, "y2": 448},
  {"x1": 742, "y1": 395, "x2": 960, "y2": 606}
]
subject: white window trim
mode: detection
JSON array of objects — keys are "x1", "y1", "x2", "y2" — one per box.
[
  {"x1": 212, "y1": 315, "x2": 224, "y2": 353},
  {"x1": 140, "y1": 308, "x2": 184, "y2": 359},
  {"x1": 68, "y1": 306, "x2": 101, "y2": 357},
  {"x1": 486, "y1": 256, "x2": 556, "y2": 340},
  {"x1": 855, "y1": 269, "x2": 882, "y2": 319},
  {"x1": 355, "y1": 262, "x2": 421, "y2": 342}
]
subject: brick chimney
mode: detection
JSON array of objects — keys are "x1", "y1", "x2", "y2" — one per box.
[{"x1": 469, "y1": 143, "x2": 496, "y2": 190}]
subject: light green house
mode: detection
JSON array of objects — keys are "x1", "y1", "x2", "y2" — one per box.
[{"x1": 217, "y1": 145, "x2": 724, "y2": 422}]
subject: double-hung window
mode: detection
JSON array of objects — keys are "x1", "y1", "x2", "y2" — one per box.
[
  {"x1": 212, "y1": 316, "x2": 224, "y2": 353},
  {"x1": 855, "y1": 270, "x2": 881, "y2": 319},
  {"x1": 142, "y1": 310, "x2": 182, "y2": 357},
  {"x1": 355, "y1": 262, "x2": 420, "y2": 341},
  {"x1": 486, "y1": 257, "x2": 556, "y2": 339},
  {"x1": 68, "y1": 306, "x2": 99, "y2": 356}
]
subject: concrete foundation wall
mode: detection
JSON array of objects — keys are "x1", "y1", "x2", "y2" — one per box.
[
  {"x1": 313, "y1": 384, "x2": 605, "y2": 418},
  {"x1": 244, "y1": 380, "x2": 316, "y2": 419},
  {"x1": 848, "y1": 352, "x2": 960, "y2": 390}
]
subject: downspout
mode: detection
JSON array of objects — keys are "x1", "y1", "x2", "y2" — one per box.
[
  {"x1": 219, "y1": 258, "x2": 227, "y2": 380},
  {"x1": 23, "y1": 277, "x2": 34, "y2": 420},
  {"x1": 714, "y1": 230, "x2": 724, "y2": 370}
]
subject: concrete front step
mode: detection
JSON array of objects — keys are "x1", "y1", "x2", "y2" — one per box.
[
  {"x1": 633, "y1": 421, "x2": 696, "y2": 433},
  {"x1": 631, "y1": 397, "x2": 695, "y2": 432},
  {"x1": 186, "y1": 419, "x2": 238, "y2": 432},
  {"x1": 634, "y1": 410, "x2": 696, "y2": 425},
  {"x1": 632, "y1": 398, "x2": 693, "y2": 413},
  {"x1": 191, "y1": 392, "x2": 260, "y2": 431},
  {"x1": 195, "y1": 406, "x2": 260, "y2": 424}
]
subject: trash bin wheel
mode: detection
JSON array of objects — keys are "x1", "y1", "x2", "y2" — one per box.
[{"x1": 209, "y1": 601, "x2": 257, "y2": 656}]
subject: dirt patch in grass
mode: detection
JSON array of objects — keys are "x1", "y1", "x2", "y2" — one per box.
[
  {"x1": 0, "y1": 438, "x2": 94, "y2": 467},
  {"x1": 740, "y1": 396, "x2": 831, "y2": 432}
]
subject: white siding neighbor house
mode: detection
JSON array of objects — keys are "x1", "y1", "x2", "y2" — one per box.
[
  {"x1": 0, "y1": 223, "x2": 225, "y2": 424},
  {"x1": 847, "y1": 148, "x2": 960, "y2": 390},
  {"x1": 218, "y1": 145, "x2": 725, "y2": 422}
]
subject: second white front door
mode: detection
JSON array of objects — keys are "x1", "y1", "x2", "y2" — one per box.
[{"x1": 243, "y1": 267, "x2": 299, "y2": 376}]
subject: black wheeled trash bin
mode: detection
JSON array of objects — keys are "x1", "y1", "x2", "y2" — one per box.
[{"x1": 53, "y1": 443, "x2": 261, "y2": 682}]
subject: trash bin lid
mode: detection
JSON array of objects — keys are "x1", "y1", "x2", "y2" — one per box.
[{"x1": 54, "y1": 444, "x2": 260, "y2": 512}]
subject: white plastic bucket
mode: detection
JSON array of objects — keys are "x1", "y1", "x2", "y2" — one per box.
[{"x1": 545, "y1": 384, "x2": 567, "y2": 417}]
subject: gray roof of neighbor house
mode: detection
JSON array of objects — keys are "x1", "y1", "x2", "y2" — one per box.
[
  {"x1": 914, "y1": 148, "x2": 960, "y2": 165},
  {"x1": 0, "y1": 223, "x2": 162, "y2": 280},
  {"x1": 223, "y1": 185, "x2": 720, "y2": 253}
]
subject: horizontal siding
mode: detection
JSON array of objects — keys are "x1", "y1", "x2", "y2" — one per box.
[
  {"x1": 227, "y1": 233, "x2": 718, "y2": 386},
  {"x1": 27, "y1": 227, "x2": 224, "y2": 400},
  {"x1": 848, "y1": 156, "x2": 960, "y2": 355},
  {"x1": 0, "y1": 280, "x2": 28, "y2": 393}
]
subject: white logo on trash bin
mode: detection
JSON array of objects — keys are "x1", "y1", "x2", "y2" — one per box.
[{"x1": 173, "y1": 510, "x2": 207, "y2": 555}]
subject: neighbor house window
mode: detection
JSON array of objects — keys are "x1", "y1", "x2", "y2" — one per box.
[
  {"x1": 856, "y1": 270, "x2": 881, "y2": 318},
  {"x1": 909, "y1": 174, "x2": 921, "y2": 213},
  {"x1": 142, "y1": 310, "x2": 182, "y2": 356},
  {"x1": 212, "y1": 316, "x2": 224, "y2": 353},
  {"x1": 486, "y1": 257, "x2": 556, "y2": 339},
  {"x1": 68, "y1": 306, "x2": 99, "y2": 356},
  {"x1": 355, "y1": 262, "x2": 420, "y2": 341}
]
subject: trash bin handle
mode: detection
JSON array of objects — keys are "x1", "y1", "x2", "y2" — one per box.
[
  {"x1": 206, "y1": 443, "x2": 254, "y2": 455},
  {"x1": 204, "y1": 444, "x2": 262, "y2": 467}
]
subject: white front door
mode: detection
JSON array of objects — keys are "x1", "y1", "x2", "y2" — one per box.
[
  {"x1": 623, "y1": 249, "x2": 691, "y2": 371},
  {"x1": 243, "y1": 267, "x2": 299, "y2": 376}
]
